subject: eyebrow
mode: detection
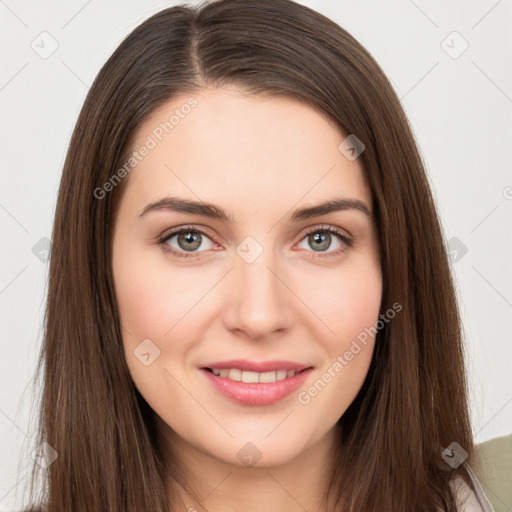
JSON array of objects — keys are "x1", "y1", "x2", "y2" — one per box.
[{"x1": 138, "y1": 196, "x2": 371, "y2": 222}]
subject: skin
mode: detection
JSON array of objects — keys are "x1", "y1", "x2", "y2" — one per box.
[{"x1": 112, "y1": 86, "x2": 382, "y2": 511}]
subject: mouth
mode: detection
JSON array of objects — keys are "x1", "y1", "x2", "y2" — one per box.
[
  {"x1": 203, "y1": 367, "x2": 306, "y2": 383},
  {"x1": 199, "y1": 360, "x2": 314, "y2": 406}
]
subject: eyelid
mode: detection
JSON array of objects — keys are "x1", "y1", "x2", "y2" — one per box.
[
  {"x1": 299, "y1": 224, "x2": 352, "y2": 241},
  {"x1": 159, "y1": 224, "x2": 216, "y2": 241}
]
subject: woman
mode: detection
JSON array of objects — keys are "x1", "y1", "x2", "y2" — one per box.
[{"x1": 24, "y1": 0, "x2": 495, "y2": 510}]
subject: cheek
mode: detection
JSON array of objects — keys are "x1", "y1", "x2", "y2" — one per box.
[
  {"x1": 112, "y1": 239, "x2": 185, "y2": 389},
  {"x1": 299, "y1": 256, "x2": 382, "y2": 346},
  {"x1": 329, "y1": 265, "x2": 382, "y2": 369},
  {"x1": 113, "y1": 256, "x2": 168, "y2": 342},
  {"x1": 113, "y1": 245, "x2": 205, "y2": 342},
  {"x1": 295, "y1": 259, "x2": 382, "y2": 413},
  {"x1": 113, "y1": 247, "x2": 218, "y2": 386},
  {"x1": 112, "y1": 250, "x2": 192, "y2": 411}
]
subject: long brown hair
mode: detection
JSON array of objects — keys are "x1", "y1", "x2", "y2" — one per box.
[{"x1": 24, "y1": 0, "x2": 475, "y2": 510}]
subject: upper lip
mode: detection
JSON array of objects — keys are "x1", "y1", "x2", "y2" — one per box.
[{"x1": 201, "y1": 359, "x2": 312, "y2": 373}]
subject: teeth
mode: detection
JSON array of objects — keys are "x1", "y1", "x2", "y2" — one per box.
[
  {"x1": 210, "y1": 368, "x2": 299, "y2": 383},
  {"x1": 229, "y1": 368, "x2": 242, "y2": 381},
  {"x1": 241, "y1": 371, "x2": 259, "y2": 383},
  {"x1": 260, "y1": 371, "x2": 277, "y2": 383}
]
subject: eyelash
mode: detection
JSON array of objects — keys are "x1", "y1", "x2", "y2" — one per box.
[{"x1": 157, "y1": 224, "x2": 353, "y2": 260}]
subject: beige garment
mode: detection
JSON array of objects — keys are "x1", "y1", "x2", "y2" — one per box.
[
  {"x1": 476, "y1": 434, "x2": 512, "y2": 512},
  {"x1": 450, "y1": 464, "x2": 496, "y2": 511}
]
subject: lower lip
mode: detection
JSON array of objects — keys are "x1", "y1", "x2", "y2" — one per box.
[{"x1": 200, "y1": 368, "x2": 313, "y2": 406}]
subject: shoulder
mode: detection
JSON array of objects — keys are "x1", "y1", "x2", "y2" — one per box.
[
  {"x1": 476, "y1": 434, "x2": 512, "y2": 510},
  {"x1": 449, "y1": 467, "x2": 495, "y2": 512}
]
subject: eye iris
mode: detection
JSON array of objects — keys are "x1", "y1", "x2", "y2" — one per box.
[
  {"x1": 309, "y1": 232, "x2": 331, "y2": 251},
  {"x1": 178, "y1": 231, "x2": 202, "y2": 251}
]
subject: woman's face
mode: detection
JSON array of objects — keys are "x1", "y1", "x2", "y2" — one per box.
[{"x1": 112, "y1": 87, "x2": 382, "y2": 468}]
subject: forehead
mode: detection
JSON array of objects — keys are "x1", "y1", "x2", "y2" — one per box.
[{"x1": 121, "y1": 87, "x2": 371, "y2": 217}]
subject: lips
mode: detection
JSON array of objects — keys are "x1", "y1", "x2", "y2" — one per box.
[
  {"x1": 200, "y1": 359, "x2": 313, "y2": 406},
  {"x1": 201, "y1": 359, "x2": 311, "y2": 373}
]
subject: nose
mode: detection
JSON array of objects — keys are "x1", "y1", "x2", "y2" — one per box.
[{"x1": 221, "y1": 246, "x2": 295, "y2": 340}]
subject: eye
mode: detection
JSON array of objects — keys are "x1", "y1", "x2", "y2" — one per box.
[
  {"x1": 158, "y1": 226, "x2": 218, "y2": 259},
  {"x1": 296, "y1": 225, "x2": 352, "y2": 257},
  {"x1": 158, "y1": 224, "x2": 353, "y2": 260}
]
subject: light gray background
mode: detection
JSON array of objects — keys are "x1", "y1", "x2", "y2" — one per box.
[{"x1": 1, "y1": 0, "x2": 511, "y2": 509}]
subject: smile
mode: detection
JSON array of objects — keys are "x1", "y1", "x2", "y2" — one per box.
[
  {"x1": 200, "y1": 360, "x2": 313, "y2": 406},
  {"x1": 206, "y1": 368, "x2": 299, "y2": 383}
]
